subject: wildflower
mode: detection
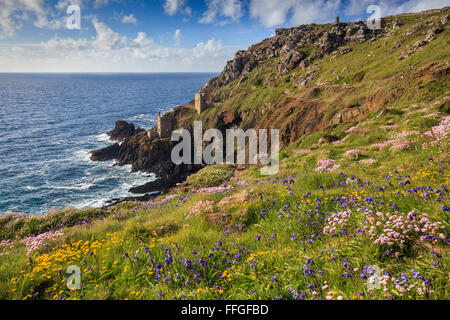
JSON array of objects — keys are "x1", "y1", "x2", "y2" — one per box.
[{"x1": 343, "y1": 272, "x2": 352, "y2": 279}]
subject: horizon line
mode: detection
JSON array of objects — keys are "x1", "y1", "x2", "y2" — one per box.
[{"x1": 0, "y1": 71, "x2": 221, "y2": 74}]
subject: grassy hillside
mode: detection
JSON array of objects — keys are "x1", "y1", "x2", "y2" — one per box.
[{"x1": 0, "y1": 9, "x2": 449, "y2": 300}]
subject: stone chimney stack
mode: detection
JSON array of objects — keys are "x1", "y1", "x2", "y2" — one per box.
[
  {"x1": 335, "y1": 16, "x2": 340, "y2": 24},
  {"x1": 157, "y1": 111, "x2": 173, "y2": 138},
  {"x1": 157, "y1": 112, "x2": 162, "y2": 137},
  {"x1": 195, "y1": 93, "x2": 205, "y2": 114}
]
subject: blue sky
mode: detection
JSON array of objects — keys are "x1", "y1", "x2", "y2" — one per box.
[{"x1": 0, "y1": 0, "x2": 448, "y2": 72}]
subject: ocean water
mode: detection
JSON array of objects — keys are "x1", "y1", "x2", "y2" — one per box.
[{"x1": 0, "y1": 73, "x2": 217, "y2": 215}]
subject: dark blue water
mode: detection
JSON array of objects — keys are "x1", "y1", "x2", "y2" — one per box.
[{"x1": 0, "y1": 73, "x2": 217, "y2": 215}]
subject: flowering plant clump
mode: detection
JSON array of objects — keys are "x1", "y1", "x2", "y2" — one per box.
[
  {"x1": 323, "y1": 210, "x2": 353, "y2": 235},
  {"x1": 422, "y1": 113, "x2": 440, "y2": 118},
  {"x1": 0, "y1": 239, "x2": 14, "y2": 250},
  {"x1": 196, "y1": 185, "x2": 233, "y2": 194},
  {"x1": 364, "y1": 210, "x2": 443, "y2": 249},
  {"x1": 0, "y1": 212, "x2": 27, "y2": 221},
  {"x1": 0, "y1": 239, "x2": 15, "y2": 256},
  {"x1": 359, "y1": 158, "x2": 377, "y2": 165},
  {"x1": 314, "y1": 159, "x2": 341, "y2": 173},
  {"x1": 252, "y1": 152, "x2": 270, "y2": 164},
  {"x1": 186, "y1": 201, "x2": 215, "y2": 219},
  {"x1": 293, "y1": 149, "x2": 311, "y2": 155},
  {"x1": 370, "y1": 140, "x2": 396, "y2": 151},
  {"x1": 391, "y1": 131, "x2": 418, "y2": 139},
  {"x1": 370, "y1": 139, "x2": 411, "y2": 151},
  {"x1": 164, "y1": 194, "x2": 178, "y2": 201},
  {"x1": 424, "y1": 115, "x2": 450, "y2": 143},
  {"x1": 343, "y1": 149, "x2": 360, "y2": 160},
  {"x1": 390, "y1": 139, "x2": 411, "y2": 151},
  {"x1": 20, "y1": 230, "x2": 64, "y2": 256}
]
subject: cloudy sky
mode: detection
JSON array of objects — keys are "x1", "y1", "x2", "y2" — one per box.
[{"x1": 0, "y1": 0, "x2": 448, "y2": 72}]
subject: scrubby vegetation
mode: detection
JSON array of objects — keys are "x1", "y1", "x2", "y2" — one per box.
[
  {"x1": 1, "y1": 100, "x2": 448, "y2": 300},
  {"x1": 186, "y1": 164, "x2": 235, "y2": 188}
]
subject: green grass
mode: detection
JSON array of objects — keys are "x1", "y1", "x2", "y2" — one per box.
[{"x1": 186, "y1": 164, "x2": 235, "y2": 188}]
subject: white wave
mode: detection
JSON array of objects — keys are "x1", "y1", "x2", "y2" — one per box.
[
  {"x1": 73, "y1": 149, "x2": 92, "y2": 163},
  {"x1": 49, "y1": 182, "x2": 94, "y2": 191},
  {"x1": 95, "y1": 133, "x2": 114, "y2": 143},
  {"x1": 24, "y1": 185, "x2": 39, "y2": 191},
  {"x1": 126, "y1": 113, "x2": 157, "y2": 122},
  {"x1": 71, "y1": 197, "x2": 109, "y2": 209}
]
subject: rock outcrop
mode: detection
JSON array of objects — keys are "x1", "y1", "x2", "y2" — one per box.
[
  {"x1": 201, "y1": 20, "x2": 380, "y2": 101},
  {"x1": 108, "y1": 120, "x2": 136, "y2": 142},
  {"x1": 90, "y1": 143, "x2": 120, "y2": 161},
  {"x1": 92, "y1": 120, "x2": 203, "y2": 194}
]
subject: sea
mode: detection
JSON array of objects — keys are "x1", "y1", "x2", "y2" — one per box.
[{"x1": 0, "y1": 73, "x2": 217, "y2": 215}]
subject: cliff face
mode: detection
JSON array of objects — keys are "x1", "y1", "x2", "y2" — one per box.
[
  {"x1": 199, "y1": 8, "x2": 449, "y2": 147},
  {"x1": 90, "y1": 105, "x2": 203, "y2": 194},
  {"x1": 200, "y1": 19, "x2": 381, "y2": 104},
  {"x1": 91, "y1": 7, "x2": 450, "y2": 192}
]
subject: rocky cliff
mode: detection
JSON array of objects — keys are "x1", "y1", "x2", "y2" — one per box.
[
  {"x1": 199, "y1": 7, "x2": 449, "y2": 146},
  {"x1": 91, "y1": 7, "x2": 450, "y2": 194}
]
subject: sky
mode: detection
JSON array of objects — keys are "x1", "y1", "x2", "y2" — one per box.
[{"x1": 0, "y1": 0, "x2": 448, "y2": 72}]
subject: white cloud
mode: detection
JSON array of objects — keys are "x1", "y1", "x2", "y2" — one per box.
[
  {"x1": 42, "y1": 36, "x2": 89, "y2": 50},
  {"x1": 0, "y1": 19, "x2": 236, "y2": 72},
  {"x1": 0, "y1": 0, "x2": 95, "y2": 38},
  {"x1": 34, "y1": 13, "x2": 66, "y2": 29},
  {"x1": 163, "y1": 0, "x2": 192, "y2": 16},
  {"x1": 345, "y1": 0, "x2": 450, "y2": 17},
  {"x1": 55, "y1": 0, "x2": 86, "y2": 10},
  {"x1": 249, "y1": 0, "x2": 342, "y2": 27},
  {"x1": 0, "y1": 0, "x2": 45, "y2": 37},
  {"x1": 92, "y1": 18, "x2": 123, "y2": 50},
  {"x1": 121, "y1": 14, "x2": 137, "y2": 24},
  {"x1": 249, "y1": 0, "x2": 294, "y2": 27},
  {"x1": 199, "y1": 0, "x2": 244, "y2": 24},
  {"x1": 249, "y1": 0, "x2": 448, "y2": 27},
  {"x1": 290, "y1": 0, "x2": 341, "y2": 26},
  {"x1": 193, "y1": 38, "x2": 224, "y2": 57},
  {"x1": 173, "y1": 29, "x2": 181, "y2": 46},
  {"x1": 132, "y1": 31, "x2": 154, "y2": 47}
]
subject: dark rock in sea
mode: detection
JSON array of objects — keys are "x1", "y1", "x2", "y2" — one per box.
[
  {"x1": 129, "y1": 178, "x2": 169, "y2": 194},
  {"x1": 92, "y1": 116, "x2": 204, "y2": 197},
  {"x1": 103, "y1": 192, "x2": 161, "y2": 208},
  {"x1": 90, "y1": 143, "x2": 120, "y2": 161},
  {"x1": 129, "y1": 163, "x2": 202, "y2": 194},
  {"x1": 108, "y1": 120, "x2": 135, "y2": 142}
]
